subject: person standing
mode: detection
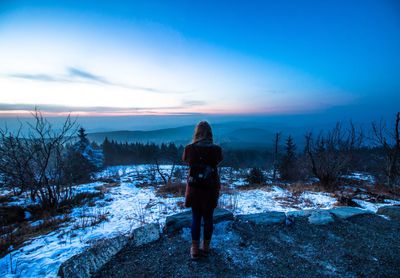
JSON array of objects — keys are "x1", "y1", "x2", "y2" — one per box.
[{"x1": 182, "y1": 121, "x2": 223, "y2": 260}]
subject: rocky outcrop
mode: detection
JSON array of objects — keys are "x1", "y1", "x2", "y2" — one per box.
[
  {"x1": 236, "y1": 212, "x2": 286, "y2": 225},
  {"x1": 164, "y1": 208, "x2": 234, "y2": 233},
  {"x1": 96, "y1": 205, "x2": 400, "y2": 278},
  {"x1": 328, "y1": 207, "x2": 373, "y2": 219},
  {"x1": 377, "y1": 205, "x2": 400, "y2": 220},
  {"x1": 131, "y1": 223, "x2": 160, "y2": 246},
  {"x1": 308, "y1": 210, "x2": 334, "y2": 225},
  {"x1": 60, "y1": 206, "x2": 400, "y2": 277},
  {"x1": 58, "y1": 235, "x2": 129, "y2": 278},
  {"x1": 58, "y1": 223, "x2": 160, "y2": 278},
  {"x1": 286, "y1": 207, "x2": 373, "y2": 224}
]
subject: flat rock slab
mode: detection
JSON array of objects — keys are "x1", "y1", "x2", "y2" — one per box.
[
  {"x1": 236, "y1": 211, "x2": 286, "y2": 225},
  {"x1": 58, "y1": 223, "x2": 160, "y2": 278},
  {"x1": 308, "y1": 210, "x2": 334, "y2": 225},
  {"x1": 377, "y1": 205, "x2": 400, "y2": 220},
  {"x1": 58, "y1": 235, "x2": 129, "y2": 278},
  {"x1": 286, "y1": 209, "x2": 319, "y2": 218},
  {"x1": 328, "y1": 207, "x2": 373, "y2": 219},
  {"x1": 164, "y1": 208, "x2": 233, "y2": 233},
  {"x1": 131, "y1": 223, "x2": 160, "y2": 246}
]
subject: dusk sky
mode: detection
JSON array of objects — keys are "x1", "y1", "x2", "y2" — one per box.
[{"x1": 0, "y1": 0, "x2": 399, "y2": 125}]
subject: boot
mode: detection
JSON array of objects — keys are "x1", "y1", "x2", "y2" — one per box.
[
  {"x1": 201, "y1": 240, "x2": 211, "y2": 256},
  {"x1": 190, "y1": 240, "x2": 200, "y2": 260}
]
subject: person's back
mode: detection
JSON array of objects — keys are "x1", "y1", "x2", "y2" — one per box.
[
  {"x1": 182, "y1": 121, "x2": 223, "y2": 260},
  {"x1": 183, "y1": 139, "x2": 222, "y2": 209}
]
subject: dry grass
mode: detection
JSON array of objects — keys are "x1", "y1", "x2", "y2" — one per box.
[
  {"x1": 369, "y1": 183, "x2": 400, "y2": 198},
  {"x1": 156, "y1": 182, "x2": 186, "y2": 197},
  {"x1": 0, "y1": 215, "x2": 70, "y2": 257},
  {"x1": 284, "y1": 182, "x2": 325, "y2": 196},
  {"x1": 58, "y1": 191, "x2": 104, "y2": 213},
  {"x1": 72, "y1": 208, "x2": 109, "y2": 230},
  {"x1": 94, "y1": 182, "x2": 121, "y2": 194},
  {"x1": 218, "y1": 191, "x2": 238, "y2": 213}
]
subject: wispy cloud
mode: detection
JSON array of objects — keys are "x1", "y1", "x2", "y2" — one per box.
[
  {"x1": 6, "y1": 67, "x2": 189, "y2": 94},
  {"x1": 8, "y1": 73, "x2": 63, "y2": 82},
  {"x1": 0, "y1": 100, "x2": 207, "y2": 115},
  {"x1": 67, "y1": 67, "x2": 108, "y2": 84},
  {"x1": 182, "y1": 100, "x2": 206, "y2": 106}
]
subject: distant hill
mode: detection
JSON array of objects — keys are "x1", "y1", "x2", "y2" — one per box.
[
  {"x1": 87, "y1": 126, "x2": 193, "y2": 146},
  {"x1": 87, "y1": 122, "x2": 307, "y2": 150}
]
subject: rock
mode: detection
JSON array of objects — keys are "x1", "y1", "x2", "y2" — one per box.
[
  {"x1": 58, "y1": 223, "x2": 160, "y2": 277},
  {"x1": 236, "y1": 211, "x2": 286, "y2": 225},
  {"x1": 213, "y1": 208, "x2": 235, "y2": 222},
  {"x1": 328, "y1": 207, "x2": 373, "y2": 219},
  {"x1": 58, "y1": 235, "x2": 129, "y2": 278},
  {"x1": 286, "y1": 209, "x2": 318, "y2": 218},
  {"x1": 377, "y1": 205, "x2": 400, "y2": 220},
  {"x1": 164, "y1": 208, "x2": 233, "y2": 233},
  {"x1": 308, "y1": 210, "x2": 334, "y2": 225},
  {"x1": 132, "y1": 223, "x2": 160, "y2": 246}
]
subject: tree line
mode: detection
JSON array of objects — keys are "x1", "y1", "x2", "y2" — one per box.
[
  {"x1": 102, "y1": 139, "x2": 273, "y2": 169},
  {"x1": 271, "y1": 114, "x2": 400, "y2": 190}
]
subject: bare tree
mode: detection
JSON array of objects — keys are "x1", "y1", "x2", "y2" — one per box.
[
  {"x1": 372, "y1": 112, "x2": 400, "y2": 187},
  {"x1": 0, "y1": 109, "x2": 78, "y2": 209},
  {"x1": 155, "y1": 159, "x2": 176, "y2": 185},
  {"x1": 305, "y1": 122, "x2": 362, "y2": 190}
]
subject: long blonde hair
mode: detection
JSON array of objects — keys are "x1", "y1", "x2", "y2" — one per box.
[{"x1": 192, "y1": 121, "x2": 213, "y2": 143}]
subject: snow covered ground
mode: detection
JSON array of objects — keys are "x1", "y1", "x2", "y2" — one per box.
[{"x1": 0, "y1": 164, "x2": 399, "y2": 277}]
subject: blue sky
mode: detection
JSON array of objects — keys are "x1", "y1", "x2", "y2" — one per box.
[{"x1": 0, "y1": 0, "x2": 399, "y2": 120}]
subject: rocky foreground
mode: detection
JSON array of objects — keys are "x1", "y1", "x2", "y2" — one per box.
[{"x1": 60, "y1": 206, "x2": 400, "y2": 278}]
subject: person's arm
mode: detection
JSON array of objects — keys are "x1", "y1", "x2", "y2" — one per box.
[
  {"x1": 182, "y1": 145, "x2": 189, "y2": 163},
  {"x1": 217, "y1": 146, "x2": 223, "y2": 165}
]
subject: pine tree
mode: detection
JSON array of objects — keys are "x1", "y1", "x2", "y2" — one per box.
[
  {"x1": 279, "y1": 135, "x2": 298, "y2": 180},
  {"x1": 77, "y1": 127, "x2": 89, "y2": 151}
]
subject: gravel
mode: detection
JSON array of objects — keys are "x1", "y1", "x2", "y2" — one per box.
[{"x1": 95, "y1": 212, "x2": 400, "y2": 277}]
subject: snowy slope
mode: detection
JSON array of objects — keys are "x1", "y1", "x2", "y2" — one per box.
[{"x1": 0, "y1": 164, "x2": 398, "y2": 277}]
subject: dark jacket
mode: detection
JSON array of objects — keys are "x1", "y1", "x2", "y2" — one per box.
[{"x1": 182, "y1": 139, "x2": 223, "y2": 209}]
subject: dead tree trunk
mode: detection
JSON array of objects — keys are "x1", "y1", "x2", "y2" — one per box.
[
  {"x1": 372, "y1": 112, "x2": 400, "y2": 187},
  {"x1": 272, "y1": 132, "x2": 281, "y2": 180}
]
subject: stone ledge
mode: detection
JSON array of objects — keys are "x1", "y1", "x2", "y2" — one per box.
[
  {"x1": 308, "y1": 210, "x2": 334, "y2": 225},
  {"x1": 59, "y1": 206, "x2": 400, "y2": 277},
  {"x1": 236, "y1": 212, "x2": 286, "y2": 225},
  {"x1": 164, "y1": 208, "x2": 233, "y2": 234},
  {"x1": 328, "y1": 207, "x2": 373, "y2": 219},
  {"x1": 58, "y1": 223, "x2": 160, "y2": 278},
  {"x1": 377, "y1": 205, "x2": 400, "y2": 220}
]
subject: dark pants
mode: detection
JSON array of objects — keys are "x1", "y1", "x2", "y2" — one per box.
[{"x1": 191, "y1": 207, "x2": 214, "y2": 241}]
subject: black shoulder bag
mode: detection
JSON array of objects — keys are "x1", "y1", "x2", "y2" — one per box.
[{"x1": 188, "y1": 145, "x2": 216, "y2": 188}]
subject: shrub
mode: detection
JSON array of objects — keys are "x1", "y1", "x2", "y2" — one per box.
[{"x1": 246, "y1": 167, "x2": 265, "y2": 185}]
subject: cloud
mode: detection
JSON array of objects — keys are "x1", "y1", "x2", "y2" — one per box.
[
  {"x1": 67, "y1": 67, "x2": 108, "y2": 84},
  {"x1": 6, "y1": 67, "x2": 189, "y2": 94},
  {"x1": 181, "y1": 100, "x2": 206, "y2": 106},
  {"x1": 7, "y1": 73, "x2": 63, "y2": 82},
  {"x1": 0, "y1": 100, "x2": 206, "y2": 115}
]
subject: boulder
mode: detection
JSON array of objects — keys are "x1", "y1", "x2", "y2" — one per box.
[
  {"x1": 286, "y1": 209, "x2": 318, "y2": 218},
  {"x1": 328, "y1": 207, "x2": 373, "y2": 219},
  {"x1": 132, "y1": 223, "x2": 160, "y2": 246},
  {"x1": 236, "y1": 211, "x2": 286, "y2": 225},
  {"x1": 58, "y1": 235, "x2": 129, "y2": 278},
  {"x1": 377, "y1": 205, "x2": 400, "y2": 220},
  {"x1": 164, "y1": 208, "x2": 233, "y2": 233},
  {"x1": 308, "y1": 210, "x2": 334, "y2": 225},
  {"x1": 58, "y1": 223, "x2": 160, "y2": 278}
]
